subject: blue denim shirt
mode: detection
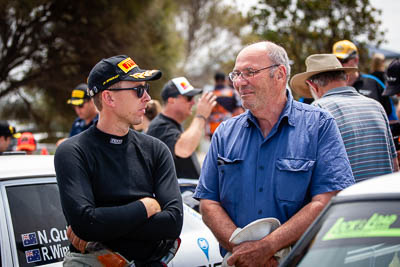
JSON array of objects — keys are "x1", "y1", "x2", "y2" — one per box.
[{"x1": 194, "y1": 91, "x2": 354, "y2": 254}]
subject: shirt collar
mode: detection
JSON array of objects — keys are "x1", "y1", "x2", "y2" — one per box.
[
  {"x1": 322, "y1": 86, "x2": 358, "y2": 97},
  {"x1": 244, "y1": 89, "x2": 296, "y2": 128}
]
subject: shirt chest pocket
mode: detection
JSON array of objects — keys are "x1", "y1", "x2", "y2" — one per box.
[
  {"x1": 275, "y1": 158, "x2": 315, "y2": 202},
  {"x1": 217, "y1": 156, "x2": 243, "y2": 213}
]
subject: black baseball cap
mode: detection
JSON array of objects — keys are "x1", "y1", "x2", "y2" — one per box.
[
  {"x1": 161, "y1": 77, "x2": 202, "y2": 101},
  {"x1": 383, "y1": 59, "x2": 400, "y2": 96},
  {"x1": 67, "y1": 83, "x2": 90, "y2": 106},
  {"x1": 87, "y1": 55, "x2": 162, "y2": 97},
  {"x1": 0, "y1": 121, "x2": 20, "y2": 138}
]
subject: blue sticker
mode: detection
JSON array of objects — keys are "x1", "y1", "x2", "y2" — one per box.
[
  {"x1": 197, "y1": 237, "x2": 209, "y2": 261},
  {"x1": 25, "y1": 249, "x2": 41, "y2": 263},
  {"x1": 22, "y1": 232, "x2": 38, "y2": 247}
]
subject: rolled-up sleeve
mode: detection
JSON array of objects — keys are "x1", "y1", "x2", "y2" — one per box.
[{"x1": 311, "y1": 116, "x2": 355, "y2": 197}]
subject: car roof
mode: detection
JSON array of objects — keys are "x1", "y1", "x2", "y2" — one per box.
[
  {"x1": 337, "y1": 172, "x2": 400, "y2": 197},
  {"x1": 0, "y1": 155, "x2": 55, "y2": 180}
]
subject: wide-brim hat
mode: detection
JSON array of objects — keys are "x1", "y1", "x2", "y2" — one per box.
[
  {"x1": 87, "y1": 55, "x2": 162, "y2": 97},
  {"x1": 290, "y1": 54, "x2": 358, "y2": 98}
]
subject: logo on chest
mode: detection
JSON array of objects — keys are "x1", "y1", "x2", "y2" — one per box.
[{"x1": 109, "y1": 138, "x2": 123, "y2": 145}]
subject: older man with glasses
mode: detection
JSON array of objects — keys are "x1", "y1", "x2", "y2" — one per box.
[
  {"x1": 147, "y1": 77, "x2": 217, "y2": 180},
  {"x1": 55, "y1": 55, "x2": 183, "y2": 267},
  {"x1": 194, "y1": 41, "x2": 355, "y2": 267}
]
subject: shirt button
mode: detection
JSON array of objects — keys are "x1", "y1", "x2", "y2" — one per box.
[
  {"x1": 221, "y1": 170, "x2": 225, "y2": 174},
  {"x1": 258, "y1": 210, "x2": 262, "y2": 215},
  {"x1": 259, "y1": 166, "x2": 264, "y2": 170},
  {"x1": 259, "y1": 187, "x2": 263, "y2": 192}
]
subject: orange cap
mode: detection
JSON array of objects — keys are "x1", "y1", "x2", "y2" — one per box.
[{"x1": 16, "y1": 132, "x2": 36, "y2": 152}]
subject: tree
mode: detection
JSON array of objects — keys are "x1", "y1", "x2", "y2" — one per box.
[
  {"x1": 0, "y1": 0, "x2": 182, "y2": 136},
  {"x1": 174, "y1": 0, "x2": 248, "y2": 85},
  {"x1": 248, "y1": 0, "x2": 385, "y2": 88}
]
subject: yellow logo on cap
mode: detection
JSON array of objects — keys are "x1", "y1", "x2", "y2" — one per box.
[
  {"x1": 130, "y1": 70, "x2": 157, "y2": 79},
  {"x1": 103, "y1": 74, "x2": 120, "y2": 85},
  {"x1": 118, "y1": 57, "x2": 137, "y2": 73},
  {"x1": 71, "y1": 90, "x2": 85, "y2": 98}
]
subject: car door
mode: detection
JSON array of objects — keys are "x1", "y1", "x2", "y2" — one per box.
[{"x1": 1, "y1": 177, "x2": 68, "y2": 267}]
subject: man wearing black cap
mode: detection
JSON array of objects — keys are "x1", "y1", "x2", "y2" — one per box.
[
  {"x1": 55, "y1": 55, "x2": 183, "y2": 266},
  {"x1": 147, "y1": 77, "x2": 217, "y2": 179},
  {"x1": 67, "y1": 83, "x2": 99, "y2": 137},
  {"x1": 0, "y1": 121, "x2": 19, "y2": 153}
]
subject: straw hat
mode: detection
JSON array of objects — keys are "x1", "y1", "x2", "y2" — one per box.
[{"x1": 290, "y1": 54, "x2": 358, "y2": 98}]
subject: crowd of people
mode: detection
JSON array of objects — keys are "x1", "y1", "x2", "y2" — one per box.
[{"x1": 1, "y1": 39, "x2": 400, "y2": 267}]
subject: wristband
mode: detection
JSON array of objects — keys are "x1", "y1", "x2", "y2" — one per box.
[{"x1": 196, "y1": 115, "x2": 207, "y2": 121}]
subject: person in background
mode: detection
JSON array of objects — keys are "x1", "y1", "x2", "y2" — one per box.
[
  {"x1": 133, "y1": 99, "x2": 162, "y2": 133},
  {"x1": 56, "y1": 84, "x2": 99, "y2": 147},
  {"x1": 0, "y1": 121, "x2": 19, "y2": 153},
  {"x1": 194, "y1": 41, "x2": 354, "y2": 267},
  {"x1": 67, "y1": 83, "x2": 99, "y2": 137},
  {"x1": 291, "y1": 54, "x2": 398, "y2": 183},
  {"x1": 206, "y1": 72, "x2": 244, "y2": 137},
  {"x1": 333, "y1": 40, "x2": 397, "y2": 120},
  {"x1": 381, "y1": 59, "x2": 400, "y2": 157},
  {"x1": 16, "y1": 132, "x2": 36, "y2": 155},
  {"x1": 370, "y1": 53, "x2": 386, "y2": 84},
  {"x1": 147, "y1": 77, "x2": 216, "y2": 179},
  {"x1": 55, "y1": 55, "x2": 183, "y2": 266}
]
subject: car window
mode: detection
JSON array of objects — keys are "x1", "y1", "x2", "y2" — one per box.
[
  {"x1": 6, "y1": 183, "x2": 68, "y2": 266},
  {"x1": 288, "y1": 201, "x2": 400, "y2": 267}
]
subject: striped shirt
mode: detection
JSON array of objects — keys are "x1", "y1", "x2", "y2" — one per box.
[{"x1": 312, "y1": 86, "x2": 396, "y2": 182}]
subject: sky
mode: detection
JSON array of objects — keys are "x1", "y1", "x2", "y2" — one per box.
[
  {"x1": 235, "y1": 0, "x2": 400, "y2": 53},
  {"x1": 370, "y1": 0, "x2": 400, "y2": 53}
]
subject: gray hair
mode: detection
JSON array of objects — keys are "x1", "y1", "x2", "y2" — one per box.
[
  {"x1": 262, "y1": 41, "x2": 291, "y2": 82},
  {"x1": 308, "y1": 71, "x2": 347, "y2": 87}
]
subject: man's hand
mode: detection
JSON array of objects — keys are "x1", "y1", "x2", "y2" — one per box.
[
  {"x1": 196, "y1": 92, "x2": 217, "y2": 119},
  {"x1": 227, "y1": 240, "x2": 277, "y2": 267},
  {"x1": 67, "y1": 226, "x2": 88, "y2": 253},
  {"x1": 140, "y1": 197, "x2": 161, "y2": 218}
]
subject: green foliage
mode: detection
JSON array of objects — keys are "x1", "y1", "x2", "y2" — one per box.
[
  {"x1": 0, "y1": 0, "x2": 182, "y2": 134},
  {"x1": 249, "y1": 0, "x2": 385, "y2": 88}
]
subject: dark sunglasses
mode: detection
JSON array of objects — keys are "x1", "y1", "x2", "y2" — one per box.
[{"x1": 110, "y1": 84, "x2": 150, "y2": 98}]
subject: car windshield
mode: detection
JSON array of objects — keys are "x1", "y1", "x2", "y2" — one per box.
[{"x1": 293, "y1": 201, "x2": 400, "y2": 267}]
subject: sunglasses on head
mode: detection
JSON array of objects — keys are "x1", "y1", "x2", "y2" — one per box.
[{"x1": 109, "y1": 84, "x2": 150, "y2": 98}]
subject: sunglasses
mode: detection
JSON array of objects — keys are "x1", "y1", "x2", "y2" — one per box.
[{"x1": 109, "y1": 84, "x2": 150, "y2": 98}]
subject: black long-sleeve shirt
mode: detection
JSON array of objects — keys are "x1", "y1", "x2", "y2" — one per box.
[{"x1": 54, "y1": 126, "x2": 183, "y2": 261}]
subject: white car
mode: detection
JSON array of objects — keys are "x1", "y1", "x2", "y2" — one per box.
[
  {"x1": 280, "y1": 173, "x2": 400, "y2": 267},
  {"x1": 0, "y1": 155, "x2": 222, "y2": 267}
]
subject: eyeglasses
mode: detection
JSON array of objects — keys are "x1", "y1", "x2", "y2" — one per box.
[
  {"x1": 229, "y1": 64, "x2": 280, "y2": 81},
  {"x1": 109, "y1": 84, "x2": 150, "y2": 98}
]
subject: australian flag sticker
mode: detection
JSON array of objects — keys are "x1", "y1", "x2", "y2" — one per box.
[
  {"x1": 21, "y1": 232, "x2": 38, "y2": 247},
  {"x1": 25, "y1": 249, "x2": 41, "y2": 263}
]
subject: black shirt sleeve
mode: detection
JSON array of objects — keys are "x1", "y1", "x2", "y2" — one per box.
[
  {"x1": 126, "y1": 141, "x2": 183, "y2": 240},
  {"x1": 55, "y1": 140, "x2": 148, "y2": 242}
]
